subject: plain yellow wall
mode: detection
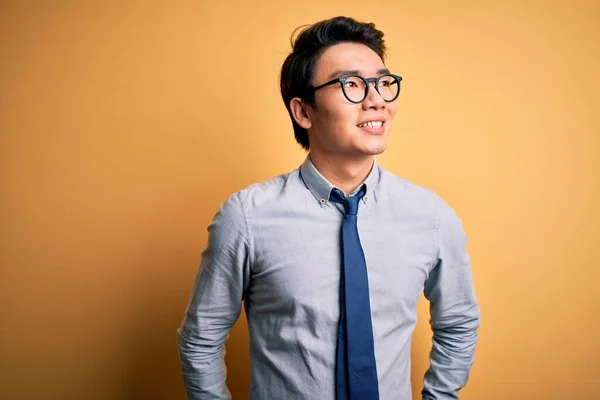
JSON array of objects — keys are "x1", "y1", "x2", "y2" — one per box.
[{"x1": 1, "y1": 1, "x2": 599, "y2": 399}]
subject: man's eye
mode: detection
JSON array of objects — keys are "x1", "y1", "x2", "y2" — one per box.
[{"x1": 344, "y1": 81, "x2": 358, "y2": 88}]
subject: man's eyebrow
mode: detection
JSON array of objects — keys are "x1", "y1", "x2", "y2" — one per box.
[
  {"x1": 327, "y1": 70, "x2": 361, "y2": 80},
  {"x1": 327, "y1": 68, "x2": 391, "y2": 80}
]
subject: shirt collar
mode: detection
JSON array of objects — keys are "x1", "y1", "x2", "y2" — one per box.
[{"x1": 299, "y1": 154, "x2": 380, "y2": 207}]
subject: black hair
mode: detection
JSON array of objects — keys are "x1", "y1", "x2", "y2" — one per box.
[{"x1": 279, "y1": 16, "x2": 386, "y2": 150}]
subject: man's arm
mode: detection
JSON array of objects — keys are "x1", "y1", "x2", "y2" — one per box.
[
  {"x1": 422, "y1": 197, "x2": 481, "y2": 399},
  {"x1": 177, "y1": 192, "x2": 251, "y2": 400}
]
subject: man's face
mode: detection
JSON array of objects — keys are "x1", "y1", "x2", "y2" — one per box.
[{"x1": 306, "y1": 42, "x2": 399, "y2": 158}]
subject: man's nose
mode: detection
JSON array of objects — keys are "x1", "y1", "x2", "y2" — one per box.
[{"x1": 362, "y1": 82, "x2": 385, "y2": 110}]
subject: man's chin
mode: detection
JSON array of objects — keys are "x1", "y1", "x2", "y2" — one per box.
[
  {"x1": 363, "y1": 132, "x2": 389, "y2": 154},
  {"x1": 362, "y1": 140, "x2": 388, "y2": 156},
  {"x1": 366, "y1": 147, "x2": 387, "y2": 156}
]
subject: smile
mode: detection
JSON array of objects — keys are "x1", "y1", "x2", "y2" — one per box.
[
  {"x1": 356, "y1": 121, "x2": 384, "y2": 128},
  {"x1": 357, "y1": 121, "x2": 384, "y2": 128}
]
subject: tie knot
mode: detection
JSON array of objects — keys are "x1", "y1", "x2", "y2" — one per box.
[{"x1": 329, "y1": 185, "x2": 366, "y2": 216}]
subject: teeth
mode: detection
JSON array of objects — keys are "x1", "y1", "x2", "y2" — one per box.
[{"x1": 359, "y1": 121, "x2": 383, "y2": 128}]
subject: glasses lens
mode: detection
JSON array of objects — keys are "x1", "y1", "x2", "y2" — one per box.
[
  {"x1": 342, "y1": 76, "x2": 367, "y2": 103},
  {"x1": 377, "y1": 75, "x2": 400, "y2": 101}
]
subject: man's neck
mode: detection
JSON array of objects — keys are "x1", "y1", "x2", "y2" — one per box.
[{"x1": 309, "y1": 151, "x2": 374, "y2": 197}]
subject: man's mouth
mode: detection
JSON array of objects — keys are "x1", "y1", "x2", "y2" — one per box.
[{"x1": 357, "y1": 121, "x2": 384, "y2": 128}]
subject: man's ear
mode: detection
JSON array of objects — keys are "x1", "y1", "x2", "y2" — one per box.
[{"x1": 289, "y1": 98, "x2": 312, "y2": 130}]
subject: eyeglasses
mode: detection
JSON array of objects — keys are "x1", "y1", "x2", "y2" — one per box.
[{"x1": 311, "y1": 73, "x2": 402, "y2": 104}]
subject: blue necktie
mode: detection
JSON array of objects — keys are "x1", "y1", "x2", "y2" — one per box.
[{"x1": 330, "y1": 186, "x2": 379, "y2": 400}]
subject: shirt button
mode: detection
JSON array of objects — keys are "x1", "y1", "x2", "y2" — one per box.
[
  {"x1": 319, "y1": 198, "x2": 326, "y2": 204},
  {"x1": 364, "y1": 195, "x2": 369, "y2": 202}
]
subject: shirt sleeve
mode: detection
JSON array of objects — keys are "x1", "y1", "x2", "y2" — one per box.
[
  {"x1": 422, "y1": 196, "x2": 481, "y2": 399},
  {"x1": 177, "y1": 191, "x2": 251, "y2": 400}
]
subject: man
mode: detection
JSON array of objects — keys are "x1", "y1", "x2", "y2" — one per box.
[{"x1": 178, "y1": 16, "x2": 480, "y2": 400}]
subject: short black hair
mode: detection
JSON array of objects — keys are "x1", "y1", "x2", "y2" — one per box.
[{"x1": 279, "y1": 16, "x2": 387, "y2": 150}]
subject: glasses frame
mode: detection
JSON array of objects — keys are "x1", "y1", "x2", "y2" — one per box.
[{"x1": 311, "y1": 73, "x2": 403, "y2": 104}]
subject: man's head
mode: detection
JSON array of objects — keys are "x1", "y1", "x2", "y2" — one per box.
[{"x1": 280, "y1": 16, "x2": 400, "y2": 158}]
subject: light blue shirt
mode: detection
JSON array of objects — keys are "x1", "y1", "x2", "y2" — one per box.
[{"x1": 178, "y1": 155, "x2": 480, "y2": 399}]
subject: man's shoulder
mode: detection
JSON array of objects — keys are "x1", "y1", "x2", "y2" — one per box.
[
  {"x1": 379, "y1": 167, "x2": 463, "y2": 225},
  {"x1": 222, "y1": 167, "x2": 300, "y2": 211},
  {"x1": 378, "y1": 167, "x2": 441, "y2": 204}
]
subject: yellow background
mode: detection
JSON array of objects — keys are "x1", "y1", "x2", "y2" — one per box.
[{"x1": 1, "y1": 1, "x2": 599, "y2": 399}]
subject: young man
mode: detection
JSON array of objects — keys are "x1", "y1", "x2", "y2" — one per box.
[{"x1": 178, "y1": 16, "x2": 480, "y2": 400}]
